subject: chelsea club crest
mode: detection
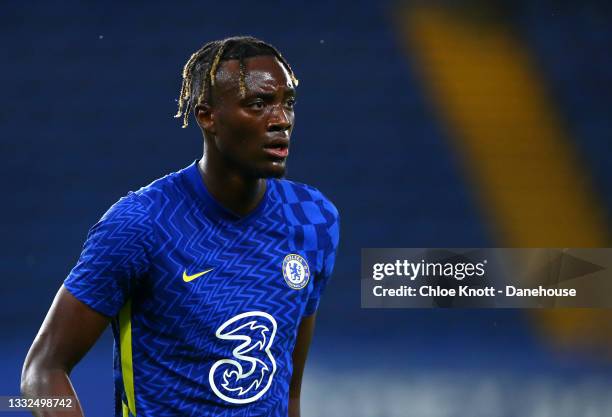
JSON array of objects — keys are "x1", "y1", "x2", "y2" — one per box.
[{"x1": 282, "y1": 254, "x2": 310, "y2": 290}]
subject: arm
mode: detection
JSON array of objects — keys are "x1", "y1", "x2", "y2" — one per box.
[
  {"x1": 288, "y1": 313, "x2": 316, "y2": 417},
  {"x1": 21, "y1": 285, "x2": 110, "y2": 417}
]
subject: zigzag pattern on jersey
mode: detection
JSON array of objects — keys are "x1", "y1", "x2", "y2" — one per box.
[
  {"x1": 65, "y1": 192, "x2": 155, "y2": 318},
  {"x1": 127, "y1": 177, "x2": 329, "y2": 416},
  {"x1": 65, "y1": 166, "x2": 339, "y2": 417}
]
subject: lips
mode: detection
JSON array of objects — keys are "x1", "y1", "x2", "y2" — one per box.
[
  {"x1": 263, "y1": 137, "x2": 289, "y2": 159},
  {"x1": 263, "y1": 146, "x2": 289, "y2": 158}
]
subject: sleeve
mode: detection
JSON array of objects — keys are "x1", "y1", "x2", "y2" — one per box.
[
  {"x1": 63, "y1": 192, "x2": 155, "y2": 318},
  {"x1": 303, "y1": 201, "x2": 340, "y2": 316}
]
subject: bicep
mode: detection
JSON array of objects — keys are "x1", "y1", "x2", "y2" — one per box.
[{"x1": 24, "y1": 285, "x2": 110, "y2": 373}]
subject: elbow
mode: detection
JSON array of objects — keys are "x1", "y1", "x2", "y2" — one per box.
[
  {"x1": 20, "y1": 352, "x2": 46, "y2": 397},
  {"x1": 22, "y1": 337, "x2": 44, "y2": 396},
  {"x1": 21, "y1": 361, "x2": 58, "y2": 397},
  {"x1": 20, "y1": 353, "x2": 57, "y2": 396},
  {"x1": 21, "y1": 335, "x2": 73, "y2": 397},
  {"x1": 20, "y1": 361, "x2": 36, "y2": 396}
]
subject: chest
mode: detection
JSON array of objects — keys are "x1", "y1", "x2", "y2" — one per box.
[{"x1": 139, "y1": 217, "x2": 320, "y2": 335}]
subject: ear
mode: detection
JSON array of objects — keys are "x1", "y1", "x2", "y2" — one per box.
[{"x1": 195, "y1": 103, "x2": 216, "y2": 135}]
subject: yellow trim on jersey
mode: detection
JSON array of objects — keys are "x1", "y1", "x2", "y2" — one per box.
[
  {"x1": 119, "y1": 299, "x2": 136, "y2": 416},
  {"x1": 122, "y1": 401, "x2": 129, "y2": 417}
]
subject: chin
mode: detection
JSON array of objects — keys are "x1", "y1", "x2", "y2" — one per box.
[
  {"x1": 256, "y1": 163, "x2": 287, "y2": 179},
  {"x1": 262, "y1": 168, "x2": 286, "y2": 179}
]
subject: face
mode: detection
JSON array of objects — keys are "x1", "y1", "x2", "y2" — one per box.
[{"x1": 197, "y1": 55, "x2": 296, "y2": 179}]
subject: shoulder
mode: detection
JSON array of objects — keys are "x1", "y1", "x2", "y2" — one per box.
[
  {"x1": 100, "y1": 191, "x2": 148, "y2": 223},
  {"x1": 132, "y1": 169, "x2": 184, "y2": 203},
  {"x1": 99, "y1": 167, "x2": 188, "y2": 228},
  {"x1": 84, "y1": 191, "x2": 154, "y2": 251},
  {"x1": 271, "y1": 178, "x2": 339, "y2": 225},
  {"x1": 121, "y1": 166, "x2": 191, "y2": 216}
]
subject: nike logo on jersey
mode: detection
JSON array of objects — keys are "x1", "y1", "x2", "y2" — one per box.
[{"x1": 183, "y1": 268, "x2": 214, "y2": 282}]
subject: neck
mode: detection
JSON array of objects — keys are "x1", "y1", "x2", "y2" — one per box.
[{"x1": 197, "y1": 153, "x2": 267, "y2": 217}]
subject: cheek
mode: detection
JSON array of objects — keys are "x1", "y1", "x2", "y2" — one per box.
[
  {"x1": 219, "y1": 111, "x2": 261, "y2": 137},
  {"x1": 233, "y1": 122, "x2": 261, "y2": 149},
  {"x1": 215, "y1": 114, "x2": 263, "y2": 152}
]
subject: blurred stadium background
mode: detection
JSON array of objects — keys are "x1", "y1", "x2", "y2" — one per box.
[{"x1": 2, "y1": 1, "x2": 612, "y2": 416}]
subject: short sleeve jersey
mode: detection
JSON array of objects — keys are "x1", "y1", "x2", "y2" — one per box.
[{"x1": 64, "y1": 161, "x2": 340, "y2": 417}]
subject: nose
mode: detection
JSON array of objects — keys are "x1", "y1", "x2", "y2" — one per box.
[{"x1": 267, "y1": 105, "x2": 292, "y2": 132}]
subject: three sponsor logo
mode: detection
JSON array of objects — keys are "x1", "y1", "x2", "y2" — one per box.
[{"x1": 189, "y1": 254, "x2": 310, "y2": 403}]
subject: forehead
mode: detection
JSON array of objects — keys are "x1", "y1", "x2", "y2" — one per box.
[{"x1": 214, "y1": 55, "x2": 295, "y2": 95}]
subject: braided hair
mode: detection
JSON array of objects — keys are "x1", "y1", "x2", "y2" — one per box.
[{"x1": 174, "y1": 36, "x2": 299, "y2": 128}]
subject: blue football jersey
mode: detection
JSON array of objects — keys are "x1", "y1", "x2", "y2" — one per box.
[{"x1": 63, "y1": 161, "x2": 339, "y2": 417}]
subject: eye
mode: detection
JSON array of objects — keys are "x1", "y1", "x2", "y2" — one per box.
[
  {"x1": 249, "y1": 100, "x2": 265, "y2": 110},
  {"x1": 285, "y1": 98, "x2": 296, "y2": 109}
]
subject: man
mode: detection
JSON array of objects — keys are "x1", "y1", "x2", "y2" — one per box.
[{"x1": 21, "y1": 36, "x2": 340, "y2": 417}]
